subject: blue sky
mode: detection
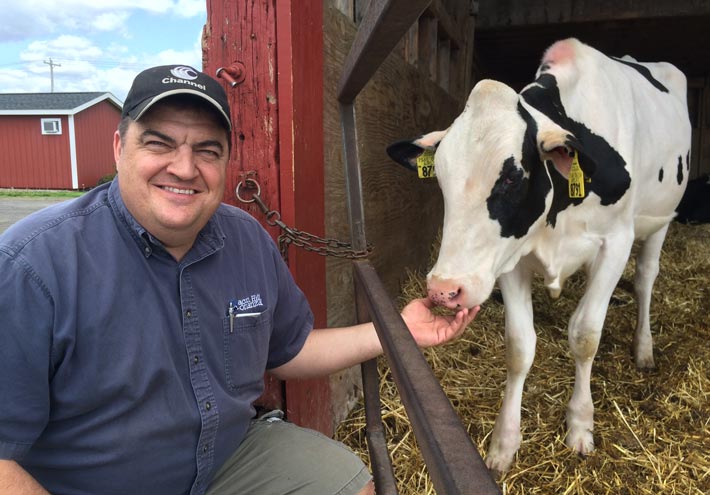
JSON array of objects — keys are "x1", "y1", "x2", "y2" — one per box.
[{"x1": 0, "y1": 0, "x2": 206, "y2": 102}]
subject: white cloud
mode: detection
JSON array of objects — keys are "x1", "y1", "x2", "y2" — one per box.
[
  {"x1": 92, "y1": 12, "x2": 131, "y2": 32},
  {"x1": 0, "y1": 1, "x2": 205, "y2": 41},
  {"x1": 174, "y1": 0, "x2": 207, "y2": 18},
  {"x1": 0, "y1": 1, "x2": 205, "y2": 100},
  {"x1": 8, "y1": 33, "x2": 202, "y2": 100},
  {"x1": 21, "y1": 36, "x2": 104, "y2": 62},
  {"x1": 0, "y1": 68, "x2": 46, "y2": 93}
]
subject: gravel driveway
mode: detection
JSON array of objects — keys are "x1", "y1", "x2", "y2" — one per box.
[{"x1": 0, "y1": 197, "x2": 70, "y2": 234}]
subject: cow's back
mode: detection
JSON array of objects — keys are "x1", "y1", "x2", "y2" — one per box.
[{"x1": 538, "y1": 39, "x2": 691, "y2": 237}]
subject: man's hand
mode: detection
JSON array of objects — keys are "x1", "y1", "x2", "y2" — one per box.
[
  {"x1": 271, "y1": 298, "x2": 480, "y2": 381},
  {"x1": 401, "y1": 297, "x2": 480, "y2": 348}
]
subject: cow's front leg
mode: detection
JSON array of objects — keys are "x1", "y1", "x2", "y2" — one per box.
[
  {"x1": 486, "y1": 265, "x2": 535, "y2": 472},
  {"x1": 566, "y1": 230, "x2": 634, "y2": 454}
]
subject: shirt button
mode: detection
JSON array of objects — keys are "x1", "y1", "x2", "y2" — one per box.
[
  {"x1": 202, "y1": 444, "x2": 208, "y2": 453},
  {"x1": 185, "y1": 310, "x2": 192, "y2": 318},
  {"x1": 144, "y1": 246, "x2": 151, "y2": 255},
  {"x1": 193, "y1": 355, "x2": 199, "y2": 365},
  {"x1": 205, "y1": 401, "x2": 211, "y2": 411}
]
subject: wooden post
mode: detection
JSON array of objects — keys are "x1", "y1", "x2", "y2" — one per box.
[
  {"x1": 276, "y1": 0, "x2": 331, "y2": 435},
  {"x1": 203, "y1": 0, "x2": 331, "y2": 434}
]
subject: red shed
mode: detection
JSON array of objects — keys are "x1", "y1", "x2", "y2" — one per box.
[{"x1": 0, "y1": 92, "x2": 122, "y2": 190}]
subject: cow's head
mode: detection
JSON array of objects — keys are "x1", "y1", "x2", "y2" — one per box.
[{"x1": 387, "y1": 79, "x2": 589, "y2": 309}]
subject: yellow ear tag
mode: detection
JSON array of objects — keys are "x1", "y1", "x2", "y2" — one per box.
[
  {"x1": 416, "y1": 149, "x2": 436, "y2": 179},
  {"x1": 568, "y1": 151, "x2": 585, "y2": 198}
]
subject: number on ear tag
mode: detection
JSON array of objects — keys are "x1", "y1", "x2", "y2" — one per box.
[
  {"x1": 568, "y1": 151, "x2": 585, "y2": 198},
  {"x1": 416, "y1": 150, "x2": 436, "y2": 179}
]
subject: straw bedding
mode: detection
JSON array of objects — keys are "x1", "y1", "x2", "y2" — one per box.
[{"x1": 335, "y1": 222, "x2": 709, "y2": 494}]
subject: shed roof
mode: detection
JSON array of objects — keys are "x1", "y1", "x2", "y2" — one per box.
[{"x1": 0, "y1": 92, "x2": 123, "y2": 116}]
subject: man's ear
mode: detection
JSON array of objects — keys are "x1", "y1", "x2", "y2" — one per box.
[
  {"x1": 386, "y1": 129, "x2": 448, "y2": 173},
  {"x1": 113, "y1": 130, "x2": 123, "y2": 165}
]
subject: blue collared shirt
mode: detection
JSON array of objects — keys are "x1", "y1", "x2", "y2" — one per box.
[{"x1": 0, "y1": 180, "x2": 313, "y2": 495}]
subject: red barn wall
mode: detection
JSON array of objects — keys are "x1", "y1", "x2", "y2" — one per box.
[
  {"x1": 74, "y1": 101, "x2": 121, "y2": 188},
  {"x1": 0, "y1": 115, "x2": 71, "y2": 189}
]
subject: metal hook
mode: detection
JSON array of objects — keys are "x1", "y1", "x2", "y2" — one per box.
[{"x1": 216, "y1": 63, "x2": 247, "y2": 87}]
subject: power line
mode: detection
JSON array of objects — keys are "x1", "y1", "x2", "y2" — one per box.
[
  {"x1": 43, "y1": 58, "x2": 61, "y2": 92},
  {"x1": 0, "y1": 58, "x2": 155, "y2": 71}
]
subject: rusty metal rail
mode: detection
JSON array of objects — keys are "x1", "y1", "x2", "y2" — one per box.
[
  {"x1": 336, "y1": 1, "x2": 501, "y2": 494},
  {"x1": 354, "y1": 261, "x2": 500, "y2": 494}
]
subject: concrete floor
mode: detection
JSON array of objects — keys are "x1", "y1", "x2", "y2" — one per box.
[{"x1": 0, "y1": 197, "x2": 70, "y2": 234}]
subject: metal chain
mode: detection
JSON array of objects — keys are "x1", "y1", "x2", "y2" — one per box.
[{"x1": 235, "y1": 179, "x2": 373, "y2": 260}]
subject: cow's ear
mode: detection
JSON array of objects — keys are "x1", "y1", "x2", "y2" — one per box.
[
  {"x1": 538, "y1": 128, "x2": 575, "y2": 179},
  {"x1": 386, "y1": 129, "x2": 448, "y2": 173},
  {"x1": 537, "y1": 126, "x2": 597, "y2": 179}
]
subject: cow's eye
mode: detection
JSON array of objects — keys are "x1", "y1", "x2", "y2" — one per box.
[
  {"x1": 494, "y1": 157, "x2": 523, "y2": 193},
  {"x1": 503, "y1": 168, "x2": 521, "y2": 186}
]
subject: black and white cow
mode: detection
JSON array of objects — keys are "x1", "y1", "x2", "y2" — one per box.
[{"x1": 388, "y1": 38, "x2": 691, "y2": 471}]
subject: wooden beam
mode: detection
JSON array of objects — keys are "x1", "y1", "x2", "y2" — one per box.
[
  {"x1": 419, "y1": 15, "x2": 438, "y2": 82},
  {"x1": 337, "y1": 0, "x2": 431, "y2": 103},
  {"x1": 204, "y1": 0, "x2": 286, "y2": 412},
  {"x1": 437, "y1": 38, "x2": 451, "y2": 91},
  {"x1": 276, "y1": 0, "x2": 331, "y2": 435},
  {"x1": 332, "y1": 0, "x2": 354, "y2": 20},
  {"x1": 477, "y1": 0, "x2": 710, "y2": 29},
  {"x1": 427, "y1": 0, "x2": 465, "y2": 49}
]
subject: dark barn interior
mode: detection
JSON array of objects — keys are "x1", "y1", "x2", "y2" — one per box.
[
  {"x1": 473, "y1": 0, "x2": 710, "y2": 178},
  {"x1": 475, "y1": 12, "x2": 710, "y2": 87}
]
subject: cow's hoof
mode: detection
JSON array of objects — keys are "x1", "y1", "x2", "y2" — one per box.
[
  {"x1": 485, "y1": 450, "x2": 514, "y2": 473},
  {"x1": 634, "y1": 354, "x2": 656, "y2": 370},
  {"x1": 485, "y1": 426, "x2": 521, "y2": 472},
  {"x1": 565, "y1": 428, "x2": 595, "y2": 455},
  {"x1": 485, "y1": 438, "x2": 518, "y2": 472}
]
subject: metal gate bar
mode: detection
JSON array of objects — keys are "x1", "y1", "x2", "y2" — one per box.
[
  {"x1": 336, "y1": 1, "x2": 501, "y2": 493},
  {"x1": 355, "y1": 272, "x2": 399, "y2": 495},
  {"x1": 354, "y1": 261, "x2": 500, "y2": 495},
  {"x1": 338, "y1": 1, "x2": 430, "y2": 492}
]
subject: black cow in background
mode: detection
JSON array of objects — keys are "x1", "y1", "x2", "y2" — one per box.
[{"x1": 676, "y1": 174, "x2": 710, "y2": 224}]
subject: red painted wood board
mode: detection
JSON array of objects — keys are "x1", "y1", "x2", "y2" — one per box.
[{"x1": 204, "y1": 0, "x2": 331, "y2": 434}]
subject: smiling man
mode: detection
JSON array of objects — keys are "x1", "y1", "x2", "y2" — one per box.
[
  {"x1": 114, "y1": 68, "x2": 231, "y2": 261},
  {"x1": 0, "y1": 65, "x2": 477, "y2": 495}
]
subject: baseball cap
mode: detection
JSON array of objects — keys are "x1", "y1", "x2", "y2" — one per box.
[{"x1": 122, "y1": 65, "x2": 232, "y2": 130}]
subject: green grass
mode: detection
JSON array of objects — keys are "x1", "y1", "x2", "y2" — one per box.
[{"x1": 0, "y1": 189, "x2": 85, "y2": 199}]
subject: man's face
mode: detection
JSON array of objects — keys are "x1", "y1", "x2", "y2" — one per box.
[{"x1": 114, "y1": 101, "x2": 229, "y2": 259}]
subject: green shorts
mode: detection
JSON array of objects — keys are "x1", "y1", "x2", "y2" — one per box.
[{"x1": 205, "y1": 411, "x2": 372, "y2": 495}]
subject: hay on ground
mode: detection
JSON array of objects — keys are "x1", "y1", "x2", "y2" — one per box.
[{"x1": 335, "y1": 222, "x2": 710, "y2": 494}]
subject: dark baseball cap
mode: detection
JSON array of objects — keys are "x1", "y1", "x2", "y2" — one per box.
[{"x1": 122, "y1": 65, "x2": 232, "y2": 130}]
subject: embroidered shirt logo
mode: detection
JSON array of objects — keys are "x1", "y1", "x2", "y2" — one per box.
[{"x1": 236, "y1": 294, "x2": 263, "y2": 311}]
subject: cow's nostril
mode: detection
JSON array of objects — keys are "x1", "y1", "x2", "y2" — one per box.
[
  {"x1": 447, "y1": 287, "x2": 463, "y2": 301},
  {"x1": 427, "y1": 279, "x2": 464, "y2": 308}
]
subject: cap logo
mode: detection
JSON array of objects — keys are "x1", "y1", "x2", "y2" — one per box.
[
  {"x1": 124, "y1": 64, "x2": 231, "y2": 130},
  {"x1": 170, "y1": 66, "x2": 198, "y2": 80}
]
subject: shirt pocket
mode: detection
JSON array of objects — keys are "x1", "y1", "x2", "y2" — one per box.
[{"x1": 223, "y1": 310, "x2": 272, "y2": 392}]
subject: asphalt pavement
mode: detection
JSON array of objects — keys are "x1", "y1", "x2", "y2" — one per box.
[{"x1": 0, "y1": 197, "x2": 70, "y2": 234}]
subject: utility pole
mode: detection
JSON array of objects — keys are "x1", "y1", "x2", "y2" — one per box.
[{"x1": 43, "y1": 58, "x2": 61, "y2": 92}]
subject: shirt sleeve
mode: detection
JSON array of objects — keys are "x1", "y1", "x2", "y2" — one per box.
[
  {"x1": 0, "y1": 250, "x2": 52, "y2": 460},
  {"x1": 264, "y1": 240, "x2": 314, "y2": 370}
]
